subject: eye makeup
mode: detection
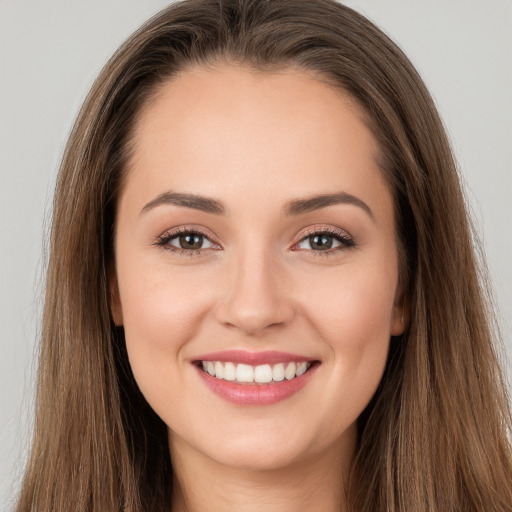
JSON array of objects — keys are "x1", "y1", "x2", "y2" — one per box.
[
  {"x1": 154, "y1": 226, "x2": 222, "y2": 257},
  {"x1": 291, "y1": 225, "x2": 355, "y2": 256},
  {"x1": 154, "y1": 224, "x2": 356, "y2": 258}
]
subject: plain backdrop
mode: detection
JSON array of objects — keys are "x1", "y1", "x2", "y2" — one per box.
[{"x1": 1, "y1": 0, "x2": 511, "y2": 508}]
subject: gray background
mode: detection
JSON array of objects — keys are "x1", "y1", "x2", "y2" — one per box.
[{"x1": 1, "y1": 0, "x2": 511, "y2": 508}]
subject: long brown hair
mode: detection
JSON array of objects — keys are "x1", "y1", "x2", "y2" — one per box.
[{"x1": 17, "y1": 1, "x2": 512, "y2": 510}]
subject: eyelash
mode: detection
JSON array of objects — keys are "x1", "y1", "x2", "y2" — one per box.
[
  {"x1": 154, "y1": 226, "x2": 355, "y2": 257},
  {"x1": 155, "y1": 227, "x2": 220, "y2": 257},
  {"x1": 292, "y1": 227, "x2": 355, "y2": 257}
]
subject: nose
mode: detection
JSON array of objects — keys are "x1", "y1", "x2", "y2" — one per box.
[{"x1": 214, "y1": 249, "x2": 295, "y2": 336}]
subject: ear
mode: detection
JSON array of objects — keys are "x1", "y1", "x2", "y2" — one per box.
[
  {"x1": 109, "y1": 270, "x2": 123, "y2": 326},
  {"x1": 390, "y1": 289, "x2": 408, "y2": 336}
]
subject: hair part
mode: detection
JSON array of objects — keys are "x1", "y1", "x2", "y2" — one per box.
[{"x1": 17, "y1": 1, "x2": 512, "y2": 510}]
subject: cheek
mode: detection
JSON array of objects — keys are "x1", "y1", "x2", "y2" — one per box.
[
  {"x1": 300, "y1": 260, "x2": 397, "y2": 342},
  {"x1": 297, "y1": 261, "x2": 396, "y2": 405},
  {"x1": 117, "y1": 262, "x2": 216, "y2": 389}
]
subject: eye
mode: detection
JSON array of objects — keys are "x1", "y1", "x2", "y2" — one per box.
[
  {"x1": 156, "y1": 228, "x2": 220, "y2": 254},
  {"x1": 295, "y1": 228, "x2": 354, "y2": 253},
  {"x1": 169, "y1": 232, "x2": 214, "y2": 250}
]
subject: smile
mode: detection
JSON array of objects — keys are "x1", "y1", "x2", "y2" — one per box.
[
  {"x1": 200, "y1": 361, "x2": 311, "y2": 384},
  {"x1": 193, "y1": 351, "x2": 319, "y2": 406}
]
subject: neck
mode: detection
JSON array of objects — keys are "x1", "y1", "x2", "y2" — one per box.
[{"x1": 169, "y1": 428, "x2": 355, "y2": 512}]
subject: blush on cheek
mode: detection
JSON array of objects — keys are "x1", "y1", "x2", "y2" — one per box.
[{"x1": 308, "y1": 288, "x2": 394, "y2": 342}]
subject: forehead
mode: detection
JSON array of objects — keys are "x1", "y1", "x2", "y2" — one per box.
[{"x1": 123, "y1": 64, "x2": 392, "y2": 221}]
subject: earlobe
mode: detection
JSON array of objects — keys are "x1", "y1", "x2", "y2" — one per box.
[{"x1": 109, "y1": 272, "x2": 123, "y2": 326}]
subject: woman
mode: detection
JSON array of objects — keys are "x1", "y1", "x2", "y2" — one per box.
[{"x1": 16, "y1": 0, "x2": 512, "y2": 510}]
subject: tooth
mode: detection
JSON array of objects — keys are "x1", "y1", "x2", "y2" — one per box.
[
  {"x1": 254, "y1": 364, "x2": 272, "y2": 383},
  {"x1": 236, "y1": 364, "x2": 254, "y2": 383},
  {"x1": 284, "y1": 362, "x2": 297, "y2": 380},
  {"x1": 296, "y1": 362, "x2": 308, "y2": 376},
  {"x1": 224, "y1": 362, "x2": 236, "y2": 381},
  {"x1": 203, "y1": 360, "x2": 311, "y2": 382},
  {"x1": 272, "y1": 363, "x2": 285, "y2": 382},
  {"x1": 214, "y1": 361, "x2": 224, "y2": 379}
]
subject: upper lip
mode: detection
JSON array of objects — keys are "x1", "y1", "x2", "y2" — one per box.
[{"x1": 192, "y1": 350, "x2": 316, "y2": 366}]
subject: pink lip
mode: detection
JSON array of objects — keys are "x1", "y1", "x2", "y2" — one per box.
[
  {"x1": 193, "y1": 350, "x2": 314, "y2": 366},
  {"x1": 192, "y1": 351, "x2": 320, "y2": 406}
]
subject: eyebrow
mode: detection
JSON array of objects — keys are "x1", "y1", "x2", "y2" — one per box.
[
  {"x1": 141, "y1": 191, "x2": 225, "y2": 215},
  {"x1": 140, "y1": 190, "x2": 373, "y2": 220},
  {"x1": 282, "y1": 192, "x2": 374, "y2": 220}
]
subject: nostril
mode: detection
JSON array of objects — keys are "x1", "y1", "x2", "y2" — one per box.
[{"x1": 215, "y1": 298, "x2": 295, "y2": 336}]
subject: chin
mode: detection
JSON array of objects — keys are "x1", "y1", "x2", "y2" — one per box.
[
  {"x1": 197, "y1": 424, "x2": 326, "y2": 473},
  {"x1": 213, "y1": 442, "x2": 306, "y2": 472}
]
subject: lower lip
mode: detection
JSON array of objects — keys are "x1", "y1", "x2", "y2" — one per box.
[{"x1": 195, "y1": 364, "x2": 318, "y2": 406}]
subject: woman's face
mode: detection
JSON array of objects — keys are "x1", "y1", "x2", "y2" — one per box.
[{"x1": 112, "y1": 65, "x2": 404, "y2": 472}]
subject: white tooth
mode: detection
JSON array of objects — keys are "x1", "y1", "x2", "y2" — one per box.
[
  {"x1": 202, "y1": 361, "x2": 207, "y2": 371},
  {"x1": 284, "y1": 362, "x2": 297, "y2": 380},
  {"x1": 296, "y1": 362, "x2": 308, "y2": 376},
  {"x1": 224, "y1": 362, "x2": 236, "y2": 381},
  {"x1": 254, "y1": 364, "x2": 272, "y2": 383},
  {"x1": 272, "y1": 363, "x2": 285, "y2": 382},
  {"x1": 206, "y1": 361, "x2": 215, "y2": 376},
  {"x1": 236, "y1": 364, "x2": 254, "y2": 383},
  {"x1": 214, "y1": 361, "x2": 224, "y2": 379}
]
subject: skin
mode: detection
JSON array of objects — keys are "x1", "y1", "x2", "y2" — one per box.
[{"x1": 111, "y1": 64, "x2": 405, "y2": 512}]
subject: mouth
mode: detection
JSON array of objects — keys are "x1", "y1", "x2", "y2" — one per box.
[
  {"x1": 195, "y1": 360, "x2": 316, "y2": 384},
  {"x1": 192, "y1": 350, "x2": 320, "y2": 405}
]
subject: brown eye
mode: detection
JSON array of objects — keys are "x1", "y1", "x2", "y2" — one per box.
[
  {"x1": 296, "y1": 229, "x2": 354, "y2": 253},
  {"x1": 159, "y1": 230, "x2": 216, "y2": 252},
  {"x1": 300, "y1": 233, "x2": 339, "y2": 251},
  {"x1": 179, "y1": 233, "x2": 204, "y2": 250},
  {"x1": 309, "y1": 234, "x2": 334, "y2": 250}
]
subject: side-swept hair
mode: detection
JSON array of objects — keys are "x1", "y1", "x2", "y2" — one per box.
[{"x1": 17, "y1": 1, "x2": 512, "y2": 510}]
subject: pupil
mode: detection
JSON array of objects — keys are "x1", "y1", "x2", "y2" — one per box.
[
  {"x1": 310, "y1": 234, "x2": 333, "y2": 250},
  {"x1": 180, "y1": 233, "x2": 202, "y2": 249}
]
